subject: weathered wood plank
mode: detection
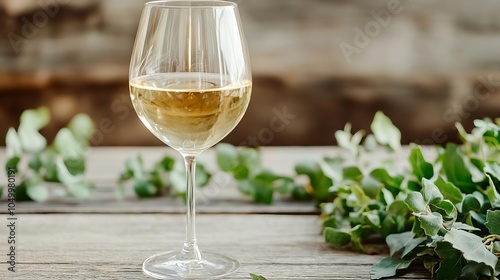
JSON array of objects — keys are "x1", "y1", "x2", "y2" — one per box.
[
  {"x1": 0, "y1": 147, "x2": 327, "y2": 214},
  {"x1": 0, "y1": 147, "x2": 409, "y2": 214},
  {"x1": 9, "y1": 189, "x2": 319, "y2": 214},
  {"x1": 1, "y1": 214, "x2": 429, "y2": 280}
]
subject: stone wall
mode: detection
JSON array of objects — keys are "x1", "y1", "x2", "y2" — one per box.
[{"x1": 1, "y1": 0, "x2": 500, "y2": 146}]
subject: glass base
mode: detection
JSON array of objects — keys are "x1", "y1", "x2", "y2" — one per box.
[{"x1": 143, "y1": 251, "x2": 240, "y2": 279}]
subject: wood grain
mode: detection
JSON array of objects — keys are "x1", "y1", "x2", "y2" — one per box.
[
  {"x1": 0, "y1": 147, "x2": 430, "y2": 279},
  {"x1": 1, "y1": 214, "x2": 429, "y2": 280},
  {"x1": 0, "y1": 146, "x2": 409, "y2": 214}
]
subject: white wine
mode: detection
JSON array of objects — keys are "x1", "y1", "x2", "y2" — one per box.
[{"x1": 130, "y1": 73, "x2": 252, "y2": 154}]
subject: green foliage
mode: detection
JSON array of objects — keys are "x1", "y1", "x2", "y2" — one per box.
[
  {"x1": 214, "y1": 112, "x2": 500, "y2": 279},
  {"x1": 371, "y1": 111, "x2": 402, "y2": 152},
  {"x1": 444, "y1": 229, "x2": 497, "y2": 271},
  {"x1": 409, "y1": 146, "x2": 434, "y2": 180},
  {"x1": 216, "y1": 144, "x2": 294, "y2": 204},
  {"x1": 250, "y1": 273, "x2": 267, "y2": 280},
  {"x1": 335, "y1": 123, "x2": 365, "y2": 157},
  {"x1": 485, "y1": 210, "x2": 500, "y2": 235},
  {"x1": 3, "y1": 107, "x2": 95, "y2": 202},
  {"x1": 118, "y1": 155, "x2": 211, "y2": 199},
  {"x1": 371, "y1": 257, "x2": 413, "y2": 279},
  {"x1": 337, "y1": 117, "x2": 500, "y2": 279}
]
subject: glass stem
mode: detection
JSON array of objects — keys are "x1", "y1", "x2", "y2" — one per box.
[{"x1": 179, "y1": 155, "x2": 203, "y2": 261}]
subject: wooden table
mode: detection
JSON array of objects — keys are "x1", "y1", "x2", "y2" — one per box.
[{"x1": 0, "y1": 147, "x2": 429, "y2": 279}]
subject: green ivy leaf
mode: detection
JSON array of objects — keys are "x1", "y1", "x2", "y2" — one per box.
[
  {"x1": 484, "y1": 174, "x2": 500, "y2": 208},
  {"x1": 364, "y1": 134, "x2": 378, "y2": 151},
  {"x1": 250, "y1": 273, "x2": 267, "y2": 280},
  {"x1": 20, "y1": 176, "x2": 46, "y2": 202},
  {"x1": 451, "y1": 223, "x2": 480, "y2": 231},
  {"x1": 156, "y1": 157, "x2": 175, "y2": 171},
  {"x1": 321, "y1": 157, "x2": 344, "y2": 183},
  {"x1": 232, "y1": 164, "x2": 250, "y2": 180},
  {"x1": 462, "y1": 194, "x2": 481, "y2": 213},
  {"x1": 324, "y1": 227, "x2": 351, "y2": 246},
  {"x1": 18, "y1": 124, "x2": 47, "y2": 153},
  {"x1": 350, "y1": 225, "x2": 367, "y2": 252},
  {"x1": 478, "y1": 120, "x2": 500, "y2": 148},
  {"x1": 493, "y1": 242, "x2": 500, "y2": 255},
  {"x1": 424, "y1": 257, "x2": 439, "y2": 276},
  {"x1": 15, "y1": 181, "x2": 33, "y2": 201},
  {"x1": 485, "y1": 162, "x2": 500, "y2": 182},
  {"x1": 371, "y1": 257, "x2": 413, "y2": 280},
  {"x1": 20, "y1": 107, "x2": 50, "y2": 130},
  {"x1": 335, "y1": 123, "x2": 365, "y2": 157},
  {"x1": 409, "y1": 146, "x2": 434, "y2": 180},
  {"x1": 291, "y1": 185, "x2": 313, "y2": 201},
  {"x1": 54, "y1": 128, "x2": 85, "y2": 159},
  {"x1": 56, "y1": 157, "x2": 94, "y2": 199},
  {"x1": 435, "y1": 241, "x2": 463, "y2": 280},
  {"x1": 28, "y1": 153, "x2": 42, "y2": 172},
  {"x1": 238, "y1": 148, "x2": 261, "y2": 173},
  {"x1": 26, "y1": 183, "x2": 49, "y2": 203},
  {"x1": 418, "y1": 212, "x2": 443, "y2": 236},
  {"x1": 370, "y1": 111, "x2": 402, "y2": 151},
  {"x1": 434, "y1": 177, "x2": 463, "y2": 205},
  {"x1": 67, "y1": 113, "x2": 95, "y2": 141},
  {"x1": 252, "y1": 180, "x2": 274, "y2": 205},
  {"x1": 64, "y1": 158, "x2": 85, "y2": 176},
  {"x1": 459, "y1": 262, "x2": 490, "y2": 280},
  {"x1": 17, "y1": 107, "x2": 50, "y2": 153},
  {"x1": 40, "y1": 149, "x2": 61, "y2": 182},
  {"x1": 133, "y1": 177, "x2": 157, "y2": 198},
  {"x1": 5, "y1": 128, "x2": 22, "y2": 158},
  {"x1": 362, "y1": 175, "x2": 384, "y2": 199},
  {"x1": 216, "y1": 143, "x2": 239, "y2": 172},
  {"x1": 386, "y1": 231, "x2": 426, "y2": 258},
  {"x1": 347, "y1": 184, "x2": 371, "y2": 208},
  {"x1": 442, "y1": 144, "x2": 475, "y2": 193},
  {"x1": 434, "y1": 200, "x2": 457, "y2": 220},
  {"x1": 444, "y1": 229, "x2": 498, "y2": 271},
  {"x1": 275, "y1": 177, "x2": 295, "y2": 194},
  {"x1": 363, "y1": 211, "x2": 381, "y2": 228},
  {"x1": 485, "y1": 210, "x2": 500, "y2": 235},
  {"x1": 343, "y1": 166, "x2": 363, "y2": 182},
  {"x1": 295, "y1": 159, "x2": 332, "y2": 201},
  {"x1": 370, "y1": 168, "x2": 403, "y2": 195},
  {"x1": 5, "y1": 157, "x2": 20, "y2": 173},
  {"x1": 422, "y1": 179, "x2": 444, "y2": 205},
  {"x1": 405, "y1": 192, "x2": 426, "y2": 213},
  {"x1": 381, "y1": 201, "x2": 410, "y2": 237}
]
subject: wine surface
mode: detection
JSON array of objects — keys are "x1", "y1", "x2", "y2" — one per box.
[{"x1": 130, "y1": 73, "x2": 252, "y2": 154}]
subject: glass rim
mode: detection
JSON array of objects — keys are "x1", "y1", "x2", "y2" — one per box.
[{"x1": 145, "y1": 0, "x2": 237, "y2": 9}]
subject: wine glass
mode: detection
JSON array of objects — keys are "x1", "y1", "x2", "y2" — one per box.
[{"x1": 129, "y1": 0, "x2": 251, "y2": 279}]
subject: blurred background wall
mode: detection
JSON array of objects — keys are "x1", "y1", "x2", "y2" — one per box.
[{"x1": 1, "y1": 0, "x2": 500, "y2": 146}]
